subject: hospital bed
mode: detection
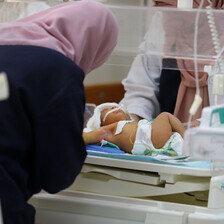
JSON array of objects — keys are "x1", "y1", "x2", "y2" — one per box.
[
  {"x1": 1, "y1": 1, "x2": 224, "y2": 223},
  {"x1": 30, "y1": 157, "x2": 224, "y2": 224}
]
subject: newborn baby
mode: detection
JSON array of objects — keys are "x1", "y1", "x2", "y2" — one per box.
[{"x1": 83, "y1": 109, "x2": 185, "y2": 156}]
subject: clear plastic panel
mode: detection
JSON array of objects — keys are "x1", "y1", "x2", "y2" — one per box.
[{"x1": 108, "y1": 5, "x2": 224, "y2": 71}]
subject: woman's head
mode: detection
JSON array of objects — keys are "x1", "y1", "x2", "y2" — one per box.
[{"x1": 0, "y1": 1, "x2": 118, "y2": 75}]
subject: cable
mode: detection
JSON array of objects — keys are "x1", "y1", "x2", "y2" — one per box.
[
  {"x1": 206, "y1": 0, "x2": 224, "y2": 74},
  {"x1": 85, "y1": 105, "x2": 93, "y2": 117},
  {"x1": 217, "y1": 44, "x2": 224, "y2": 61},
  {"x1": 193, "y1": 0, "x2": 205, "y2": 97},
  {"x1": 206, "y1": 0, "x2": 224, "y2": 106},
  {"x1": 187, "y1": 0, "x2": 204, "y2": 129},
  {"x1": 205, "y1": 0, "x2": 224, "y2": 174}
]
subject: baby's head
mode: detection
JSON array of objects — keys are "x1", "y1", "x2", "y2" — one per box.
[
  {"x1": 100, "y1": 105, "x2": 129, "y2": 126},
  {"x1": 85, "y1": 102, "x2": 132, "y2": 131}
]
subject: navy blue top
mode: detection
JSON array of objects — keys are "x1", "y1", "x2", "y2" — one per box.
[
  {"x1": 159, "y1": 58, "x2": 181, "y2": 114},
  {"x1": 0, "y1": 45, "x2": 87, "y2": 224}
]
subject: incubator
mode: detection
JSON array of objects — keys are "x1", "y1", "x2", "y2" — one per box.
[{"x1": 1, "y1": 1, "x2": 224, "y2": 223}]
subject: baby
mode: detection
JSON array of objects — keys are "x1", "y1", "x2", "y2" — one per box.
[{"x1": 83, "y1": 103, "x2": 186, "y2": 156}]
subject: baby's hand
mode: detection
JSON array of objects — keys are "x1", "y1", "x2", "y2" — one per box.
[{"x1": 82, "y1": 128, "x2": 108, "y2": 145}]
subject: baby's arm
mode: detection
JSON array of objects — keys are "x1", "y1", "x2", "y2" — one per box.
[
  {"x1": 151, "y1": 112, "x2": 185, "y2": 149},
  {"x1": 82, "y1": 122, "x2": 137, "y2": 154},
  {"x1": 82, "y1": 128, "x2": 107, "y2": 145}
]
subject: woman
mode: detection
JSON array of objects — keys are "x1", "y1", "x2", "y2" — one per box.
[{"x1": 0, "y1": 1, "x2": 118, "y2": 224}]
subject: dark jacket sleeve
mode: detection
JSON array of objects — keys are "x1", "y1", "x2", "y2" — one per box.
[
  {"x1": 0, "y1": 46, "x2": 86, "y2": 196},
  {"x1": 24, "y1": 47, "x2": 87, "y2": 193}
]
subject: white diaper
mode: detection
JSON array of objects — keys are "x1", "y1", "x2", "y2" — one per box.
[{"x1": 131, "y1": 119, "x2": 183, "y2": 157}]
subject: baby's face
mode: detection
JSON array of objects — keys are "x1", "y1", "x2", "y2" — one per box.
[{"x1": 100, "y1": 106, "x2": 127, "y2": 126}]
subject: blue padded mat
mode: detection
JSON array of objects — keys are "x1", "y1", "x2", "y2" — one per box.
[
  {"x1": 86, "y1": 144, "x2": 125, "y2": 154},
  {"x1": 86, "y1": 144, "x2": 215, "y2": 169}
]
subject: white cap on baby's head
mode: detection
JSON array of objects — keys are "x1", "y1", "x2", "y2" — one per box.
[{"x1": 84, "y1": 102, "x2": 131, "y2": 132}]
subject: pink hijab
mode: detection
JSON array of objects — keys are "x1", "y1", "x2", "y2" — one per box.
[
  {"x1": 153, "y1": 0, "x2": 224, "y2": 122},
  {"x1": 0, "y1": 1, "x2": 118, "y2": 75}
]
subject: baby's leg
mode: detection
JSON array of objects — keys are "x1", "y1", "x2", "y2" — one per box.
[{"x1": 151, "y1": 112, "x2": 185, "y2": 149}]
